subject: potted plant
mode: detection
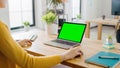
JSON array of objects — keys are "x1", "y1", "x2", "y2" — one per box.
[
  {"x1": 42, "y1": 11, "x2": 57, "y2": 24},
  {"x1": 106, "y1": 35, "x2": 113, "y2": 45},
  {"x1": 77, "y1": 14, "x2": 82, "y2": 19},
  {"x1": 42, "y1": 11, "x2": 58, "y2": 34},
  {"x1": 103, "y1": 35, "x2": 114, "y2": 49},
  {"x1": 23, "y1": 21, "x2": 30, "y2": 31}
]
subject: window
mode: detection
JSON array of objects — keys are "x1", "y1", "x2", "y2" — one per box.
[
  {"x1": 72, "y1": 0, "x2": 81, "y2": 19},
  {"x1": 8, "y1": 0, "x2": 35, "y2": 30}
]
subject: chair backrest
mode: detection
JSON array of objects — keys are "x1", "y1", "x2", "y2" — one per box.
[
  {"x1": 116, "y1": 20, "x2": 120, "y2": 43},
  {"x1": 116, "y1": 22, "x2": 120, "y2": 30}
]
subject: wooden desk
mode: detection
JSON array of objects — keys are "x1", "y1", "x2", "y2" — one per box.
[
  {"x1": 24, "y1": 30, "x2": 120, "y2": 68},
  {"x1": 85, "y1": 18, "x2": 119, "y2": 40}
]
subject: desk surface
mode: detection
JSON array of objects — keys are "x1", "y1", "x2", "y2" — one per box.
[
  {"x1": 24, "y1": 30, "x2": 120, "y2": 68},
  {"x1": 21, "y1": 31, "x2": 120, "y2": 68}
]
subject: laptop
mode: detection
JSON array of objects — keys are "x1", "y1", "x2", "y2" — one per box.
[{"x1": 44, "y1": 22, "x2": 86, "y2": 49}]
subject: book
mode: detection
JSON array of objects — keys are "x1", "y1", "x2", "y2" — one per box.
[{"x1": 85, "y1": 51, "x2": 120, "y2": 68}]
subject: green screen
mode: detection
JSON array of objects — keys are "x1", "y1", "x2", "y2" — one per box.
[{"x1": 58, "y1": 22, "x2": 86, "y2": 43}]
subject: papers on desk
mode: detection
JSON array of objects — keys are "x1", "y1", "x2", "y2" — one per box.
[
  {"x1": 85, "y1": 51, "x2": 120, "y2": 68},
  {"x1": 12, "y1": 31, "x2": 38, "y2": 42}
]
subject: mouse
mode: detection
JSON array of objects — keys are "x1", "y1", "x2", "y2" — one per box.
[
  {"x1": 74, "y1": 51, "x2": 83, "y2": 58},
  {"x1": 75, "y1": 55, "x2": 81, "y2": 58}
]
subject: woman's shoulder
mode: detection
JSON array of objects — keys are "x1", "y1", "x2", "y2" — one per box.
[{"x1": 0, "y1": 20, "x2": 7, "y2": 27}]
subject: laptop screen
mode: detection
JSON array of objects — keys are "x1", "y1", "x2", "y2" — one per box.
[{"x1": 58, "y1": 22, "x2": 86, "y2": 43}]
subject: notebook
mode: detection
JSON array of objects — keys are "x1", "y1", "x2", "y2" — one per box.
[
  {"x1": 85, "y1": 51, "x2": 120, "y2": 68},
  {"x1": 44, "y1": 22, "x2": 86, "y2": 49}
]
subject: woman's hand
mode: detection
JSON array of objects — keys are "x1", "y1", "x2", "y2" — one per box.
[
  {"x1": 61, "y1": 47, "x2": 83, "y2": 61},
  {"x1": 17, "y1": 39, "x2": 32, "y2": 48}
]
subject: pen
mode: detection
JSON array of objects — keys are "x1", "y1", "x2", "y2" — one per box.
[
  {"x1": 99, "y1": 56, "x2": 119, "y2": 60},
  {"x1": 30, "y1": 35, "x2": 34, "y2": 40}
]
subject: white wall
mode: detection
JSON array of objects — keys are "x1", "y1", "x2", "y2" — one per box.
[
  {"x1": 103, "y1": 0, "x2": 113, "y2": 18},
  {"x1": 81, "y1": 0, "x2": 101, "y2": 27},
  {"x1": 0, "y1": 0, "x2": 9, "y2": 26},
  {"x1": 34, "y1": 0, "x2": 42, "y2": 29},
  {"x1": 65, "y1": 0, "x2": 73, "y2": 21},
  {"x1": 82, "y1": 0, "x2": 113, "y2": 20},
  {"x1": 35, "y1": 0, "x2": 48, "y2": 30},
  {"x1": 81, "y1": 0, "x2": 113, "y2": 27},
  {"x1": 82, "y1": 0, "x2": 102, "y2": 20}
]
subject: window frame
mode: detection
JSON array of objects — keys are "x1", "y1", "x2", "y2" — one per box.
[
  {"x1": 80, "y1": 0, "x2": 82, "y2": 14},
  {"x1": 10, "y1": 0, "x2": 35, "y2": 30}
]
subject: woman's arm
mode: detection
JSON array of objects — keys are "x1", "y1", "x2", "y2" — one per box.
[
  {"x1": 0, "y1": 22, "x2": 62, "y2": 68},
  {"x1": 0, "y1": 22, "x2": 82, "y2": 68}
]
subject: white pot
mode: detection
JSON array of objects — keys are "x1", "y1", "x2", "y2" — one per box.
[
  {"x1": 45, "y1": 23, "x2": 58, "y2": 35},
  {"x1": 106, "y1": 38, "x2": 113, "y2": 45},
  {"x1": 24, "y1": 26, "x2": 30, "y2": 32}
]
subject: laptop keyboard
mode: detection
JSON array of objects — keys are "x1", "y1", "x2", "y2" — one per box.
[{"x1": 52, "y1": 39, "x2": 78, "y2": 45}]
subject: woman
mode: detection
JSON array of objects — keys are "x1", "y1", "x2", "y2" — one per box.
[{"x1": 0, "y1": 20, "x2": 83, "y2": 68}]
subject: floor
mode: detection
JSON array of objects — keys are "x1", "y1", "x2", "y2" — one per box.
[
  {"x1": 52, "y1": 26, "x2": 117, "y2": 68},
  {"x1": 90, "y1": 26, "x2": 116, "y2": 42}
]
